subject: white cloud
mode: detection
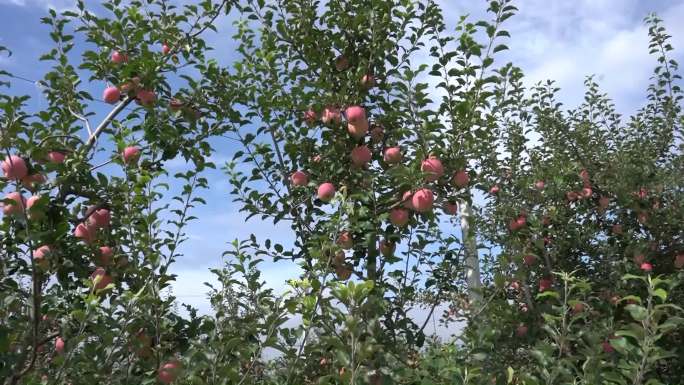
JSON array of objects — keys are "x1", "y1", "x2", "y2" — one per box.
[{"x1": 0, "y1": 0, "x2": 75, "y2": 10}]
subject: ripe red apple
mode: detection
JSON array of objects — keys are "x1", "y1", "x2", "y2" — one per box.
[
  {"x1": 55, "y1": 337, "x2": 65, "y2": 354},
  {"x1": 98, "y1": 246, "x2": 114, "y2": 266},
  {"x1": 640, "y1": 262, "x2": 653, "y2": 272},
  {"x1": 3, "y1": 192, "x2": 25, "y2": 216},
  {"x1": 515, "y1": 324, "x2": 528, "y2": 337},
  {"x1": 421, "y1": 156, "x2": 444, "y2": 182},
  {"x1": 136, "y1": 89, "x2": 156, "y2": 107},
  {"x1": 321, "y1": 106, "x2": 341, "y2": 124},
  {"x1": 103, "y1": 86, "x2": 121, "y2": 104},
  {"x1": 158, "y1": 360, "x2": 182, "y2": 384},
  {"x1": 123, "y1": 146, "x2": 141, "y2": 165},
  {"x1": 572, "y1": 303, "x2": 585, "y2": 314},
  {"x1": 602, "y1": 340, "x2": 614, "y2": 354},
  {"x1": 579, "y1": 168, "x2": 590, "y2": 183},
  {"x1": 87, "y1": 207, "x2": 111, "y2": 229},
  {"x1": 401, "y1": 191, "x2": 414, "y2": 209},
  {"x1": 509, "y1": 281, "x2": 520, "y2": 291},
  {"x1": 347, "y1": 121, "x2": 369, "y2": 139},
  {"x1": 523, "y1": 254, "x2": 536, "y2": 266},
  {"x1": 91, "y1": 267, "x2": 112, "y2": 291},
  {"x1": 411, "y1": 188, "x2": 434, "y2": 212},
  {"x1": 489, "y1": 185, "x2": 500, "y2": 195},
  {"x1": 74, "y1": 223, "x2": 94, "y2": 244},
  {"x1": 120, "y1": 77, "x2": 140, "y2": 94},
  {"x1": 671, "y1": 253, "x2": 684, "y2": 269},
  {"x1": 452, "y1": 170, "x2": 470, "y2": 188},
  {"x1": 169, "y1": 98, "x2": 184, "y2": 111},
  {"x1": 350, "y1": 145, "x2": 372, "y2": 167},
  {"x1": 345, "y1": 105, "x2": 366, "y2": 125},
  {"x1": 444, "y1": 201, "x2": 458, "y2": 215},
  {"x1": 162, "y1": 43, "x2": 171, "y2": 55},
  {"x1": 26, "y1": 195, "x2": 44, "y2": 220},
  {"x1": 21, "y1": 174, "x2": 46, "y2": 191},
  {"x1": 317, "y1": 182, "x2": 335, "y2": 202},
  {"x1": 390, "y1": 208, "x2": 409, "y2": 227},
  {"x1": 47, "y1": 151, "x2": 66, "y2": 164},
  {"x1": 383, "y1": 147, "x2": 402, "y2": 164},
  {"x1": 379, "y1": 240, "x2": 395, "y2": 256},
  {"x1": 334, "y1": 55, "x2": 349, "y2": 71},
  {"x1": 337, "y1": 231, "x2": 353, "y2": 250},
  {"x1": 311, "y1": 155, "x2": 322, "y2": 163},
  {"x1": 303, "y1": 109, "x2": 317, "y2": 125},
  {"x1": 566, "y1": 191, "x2": 578, "y2": 202},
  {"x1": 33, "y1": 245, "x2": 52, "y2": 269},
  {"x1": 370, "y1": 125, "x2": 384, "y2": 143},
  {"x1": 539, "y1": 277, "x2": 552, "y2": 292},
  {"x1": 580, "y1": 187, "x2": 592, "y2": 199},
  {"x1": 111, "y1": 50, "x2": 128, "y2": 64},
  {"x1": 2, "y1": 155, "x2": 28, "y2": 180},
  {"x1": 290, "y1": 171, "x2": 308, "y2": 187},
  {"x1": 534, "y1": 180, "x2": 545, "y2": 190},
  {"x1": 636, "y1": 187, "x2": 648, "y2": 200},
  {"x1": 637, "y1": 211, "x2": 648, "y2": 224},
  {"x1": 360, "y1": 74, "x2": 375, "y2": 88},
  {"x1": 508, "y1": 215, "x2": 526, "y2": 231}
]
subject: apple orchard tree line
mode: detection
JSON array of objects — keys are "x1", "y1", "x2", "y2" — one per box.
[{"x1": 0, "y1": 0, "x2": 683, "y2": 384}]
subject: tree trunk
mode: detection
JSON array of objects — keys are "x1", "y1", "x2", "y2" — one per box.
[{"x1": 460, "y1": 200, "x2": 481, "y2": 302}]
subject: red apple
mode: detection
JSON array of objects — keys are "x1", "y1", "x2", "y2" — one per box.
[
  {"x1": 21, "y1": 174, "x2": 46, "y2": 190},
  {"x1": 637, "y1": 211, "x2": 648, "y2": 224},
  {"x1": 383, "y1": 147, "x2": 402, "y2": 164},
  {"x1": 158, "y1": 360, "x2": 182, "y2": 384},
  {"x1": 303, "y1": 109, "x2": 317, "y2": 125},
  {"x1": 33, "y1": 245, "x2": 52, "y2": 269},
  {"x1": 515, "y1": 324, "x2": 528, "y2": 337},
  {"x1": 444, "y1": 201, "x2": 458, "y2": 215},
  {"x1": 523, "y1": 254, "x2": 536, "y2": 266},
  {"x1": 580, "y1": 187, "x2": 592, "y2": 199},
  {"x1": 347, "y1": 121, "x2": 369, "y2": 139},
  {"x1": 566, "y1": 191, "x2": 578, "y2": 202},
  {"x1": 55, "y1": 337, "x2": 65, "y2": 354},
  {"x1": 508, "y1": 215, "x2": 526, "y2": 231},
  {"x1": 111, "y1": 50, "x2": 128, "y2": 64},
  {"x1": 602, "y1": 340, "x2": 614, "y2": 354},
  {"x1": 136, "y1": 89, "x2": 156, "y2": 107},
  {"x1": 169, "y1": 98, "x2": 184, "y2": 111},
  {"x1": 534, "y1": 180, "x2": 545, "y2": 190},
  {"x1": 360, "y1": 74, "x2": 375, "y2": 88},
  {"x1": 26, "y1": 195, "x2": 44, "y2": 220},
  {"x1": 103, "y1": 86, "x2": 120, "y2": 104},
  {"x1": 390, "y1": 208, "x2": 409, "y2": 227},
  {"x1": 572, "y1": 303, "x2": 585, "y2": 314},
  {"x1": 47, "y1": 151, "x2": 66, "y2": 164},
  {"x1": 411, "y1": 188, "x2": 434, "y2": 212},
  {"x1": 379, "y1": 240, "x2": 395, "y2": 256},
  {"x1": 123, "y1": 146, "x2": 141, "y2": 165},
  {"x1": 2, "y1": 155, "x2": 28, "y2": 180},
  {"x1": 452, "y1": 170, "x2": 470, "y2": 188},
  {"x1": 335, "y1": 263, "x2": 353, "y2": 280},
  {"x1": 120, "y1": 77, "x2": 140, "y2": 94},
  {"x1": 612, "y1": 224, "x2": 623, "y2": 235},
  {"x1": 598, "y1": 195, "x2": 610, "y2": 211},
  {"x1": 636, "y1": 187, "x2": 648, "y2": 200},
  {"x1": 539, "y1": 277, "x2": 552, "y2": 292},
  {"x1": 401, "y1": 191, "x2": 414, "y2": 209},
  {"x1": 290, "y1": 171, "x2": 308, "y2": 187},
  {"x1": 334, "y1": 55, "x2": 349, "y2": 71},
  {"x1": 321, "y1": 106, "x2": 341, "y2": 124},
  {"x1": 640, "y1": 262, "x2": 653, "y2": 272},
  {"x1": 370, "y1": 125, "x2": 384, "y2": 143},
  {"x1": 489, "y1": 185, "x2": 500, "y2": 195},
  {"x1": 98, "y1": 246, "x2": 114, "y2": 266},
  {"x1": 345, "y1": 106, "x2": 366, "y2": 125},
  {"x1": 87, "y1": 207, "x2": 111, "y2": 229},
  {"x1": 509, "y1": 281, "x2": 520, "y2": 291},
  {"x1": 317, "y1": 182, "x2": 335, "y2": 202},
  {"x1": 579, "y1": 168, "x2": 590, "y2": 183},
  {"x1": 337, "y1": 231, "x2": 353, "y2": 250},
  {"x1": 421, "y1": 156, "x2": 444, "y2": 182},
  {"x1": 162, "y1": 43, "x2": 171, "y2": 55},
  {"x1": 350, "y1": 145, "x2": 372, "y2": 167},
  {"x1": 74, "y1": 223, "x2": 94, "y2": 244},
  {"x1": 3, "y1": 192, "x2": 25, "y2": 216},
  {"x1": 91, "y1": 267, "x2": 112, "y2": 291}
]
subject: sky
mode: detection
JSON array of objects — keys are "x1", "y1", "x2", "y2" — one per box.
[{"x1": 1, "y1": 0, "x2": 683, "y2": 337}]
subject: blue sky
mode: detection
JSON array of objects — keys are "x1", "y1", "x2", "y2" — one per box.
[{"x1": 1, "y1": 0, "x2": 683, "y2": 323}]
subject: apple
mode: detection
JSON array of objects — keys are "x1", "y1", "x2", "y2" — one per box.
[
  {"x1": 579, "y1": 168, "x2": 590, "y2": 183},
  {"x1": 55, "y1": 337, "x2": 65, "y2": 354},
  {"x1": 2, "y1": 155, "x2": 28, "y2": 180},
  {"x1": 489, "y1": 185, "x2": 500, "y2": 195},
  {"x1": 370, "y1": 124, "x2": 384, "y2": 143},
  {"x1": 335, "y1": 263, "x2": 353, "y2": 280},
  {"x1": 534, "y1": 180, "x2": 545, "y2": 190},
  {"x1": 290, "y1": 171, "x2": 308, "y2": 187},
  {"x1": 26, "y1": 195, "x2": 44, "y2": 220},
  {"x1": 411, "y1": 188, "x2": 434, "y2": 212},
  {"x1": 360, "y1": 74, "x2": 375, "y2": 88},
  {"x1": 508, "y1": 215, "x2": 526, "y2": 231},
  {"x1": 337, "y1": 231, "x2": 353, "y2": 250},
  {"x1": 401, "y1": 191, "x2": 414, "y2": 209},
  {"x1": 132, "y1": 329, "x2": 152, "y2": 358},
  {"x1": 669, "y1": 253, "x2": 684, "y2": 269},
  {"x1": 602, "y1": 340, "x2": 614, "y2": 354},
  {"x1": 390, "y1": 208, "x2": 409, "y2": 227},
  {"x1": 312, "y1": 155, "x2": 322, "y2": 163},
  {"x1": 566, "y1": 191, "x2": 578, "y2": 202},
  {"x1": 333, "y1": 250, "x2": 345, "y2": 266},
  {"x1": 91, "y1": 267, "x2": 112, "y2": 291},
  {"x1": 383, "y1": 147, "x2": 402, "y2": 164},
  {"x1": 120, "y1": 77, "x2": 140, "y2": 94},
  {"x1": 74, "y1": 223, "x2": 95, "y2": 244},
  {"x1": 87, "y1": 207, "x2": 111, "y2": 229},
  {"x1": 317, "y1": 182, "x2": 335, "y2": 202},
  {"x1": 33, "y1": 245, "x2": 52, "y2": 269},
  {"x1": 509, "y1": 281, "x2": 520, "y2": 291},
  {"x1": 636, "y1": 187, "x2": 648, "y2": 199},
  {"x1": 347, "y1": 121, "x2": 369, "y2": 139},
  {"x1": 123, "y1": 146, "x2": 141, "y2": 165},
  {"x1": 541, "y1": 216, "x2": 551, "y2": 226},
  {"x1": 21, "y1": 174, "x2": 46, "y2": 190},
  {"x1": 453, "y1": 170, "x2": 470, "y2": 188},
  {"x1": 598, "y1": 195, "x2": 610, "y2": 211},
  {"x1": 378, "y1": 240, "x2": 395, "y2": 256},
  {"x1": 158, "y1": 360, "x2": 182, "y2": 384},
  {"x1": 345, "y1": 106, "x2": 366, "y2": 125},
  {"x1": 169, "y1": 98, "x2": 184, "y2": 111},
  {"x1": 103, "y1": 86, "x2": 120, "y2": 104},
  {"x1": 321, "y1": 106, "x2": 341, "y2": 124},
  {"x1": 421, "y1": 156, "x2": 444, "y2": 182},
  {"x1": 580, "y1": 187, "x2": 592, "y2": 199},
  {"x1": 111, "y1": 50, "x2": 128, "y2": 64},
  {"x1": 3, "y1": 192, "x2": 25, "y2": 216},
  {"x1": 572, "y1": 303, "x2": 585, "y2": 314},
  {"x1": 612, "y1": 224, "x2": 623, "y2": 235},
  {"x1": 444, "y1": 201, "x2": 458, "y2": 215},
  {"x1": 98, "y1": 246, "x2": 114, "y2": 266},
  {"x1": 350, "y1": 145, "x2": 372, "y2": 167},
  {"x1": 136, "y1": 89, "x2": 156, "y2": 107},
  {"x1": 539, "y1": 277, "x2": 552, "y2": 292},
  {"x1": 47, "y1": 151, "x2": 66, "y2": 164},
  {"x1": 640, "y1": 262, "x2": 653, "y2": 272},
  {"x1": 515, "y1": 324, "x2": 528, "y2": 337},
  {"x1": 637, "y1": 211, "x2": 648, "y2": 224},
  {"x1": 334, "y1": 55, "x2": 349, "y2": 71},
  {"x1": 523, "y1": 254, "x2": 536, "y2": 266},
  {"x1": 162, "y1": 43, "x2": 171, "y2": 55},
  {"x1": 303, "y1": 109, "x2": 317, "y2": 125}
]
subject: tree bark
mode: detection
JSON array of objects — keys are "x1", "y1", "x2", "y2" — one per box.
[{"x1": 460, "y1": 200, "x2": 481, "y2": 302}]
